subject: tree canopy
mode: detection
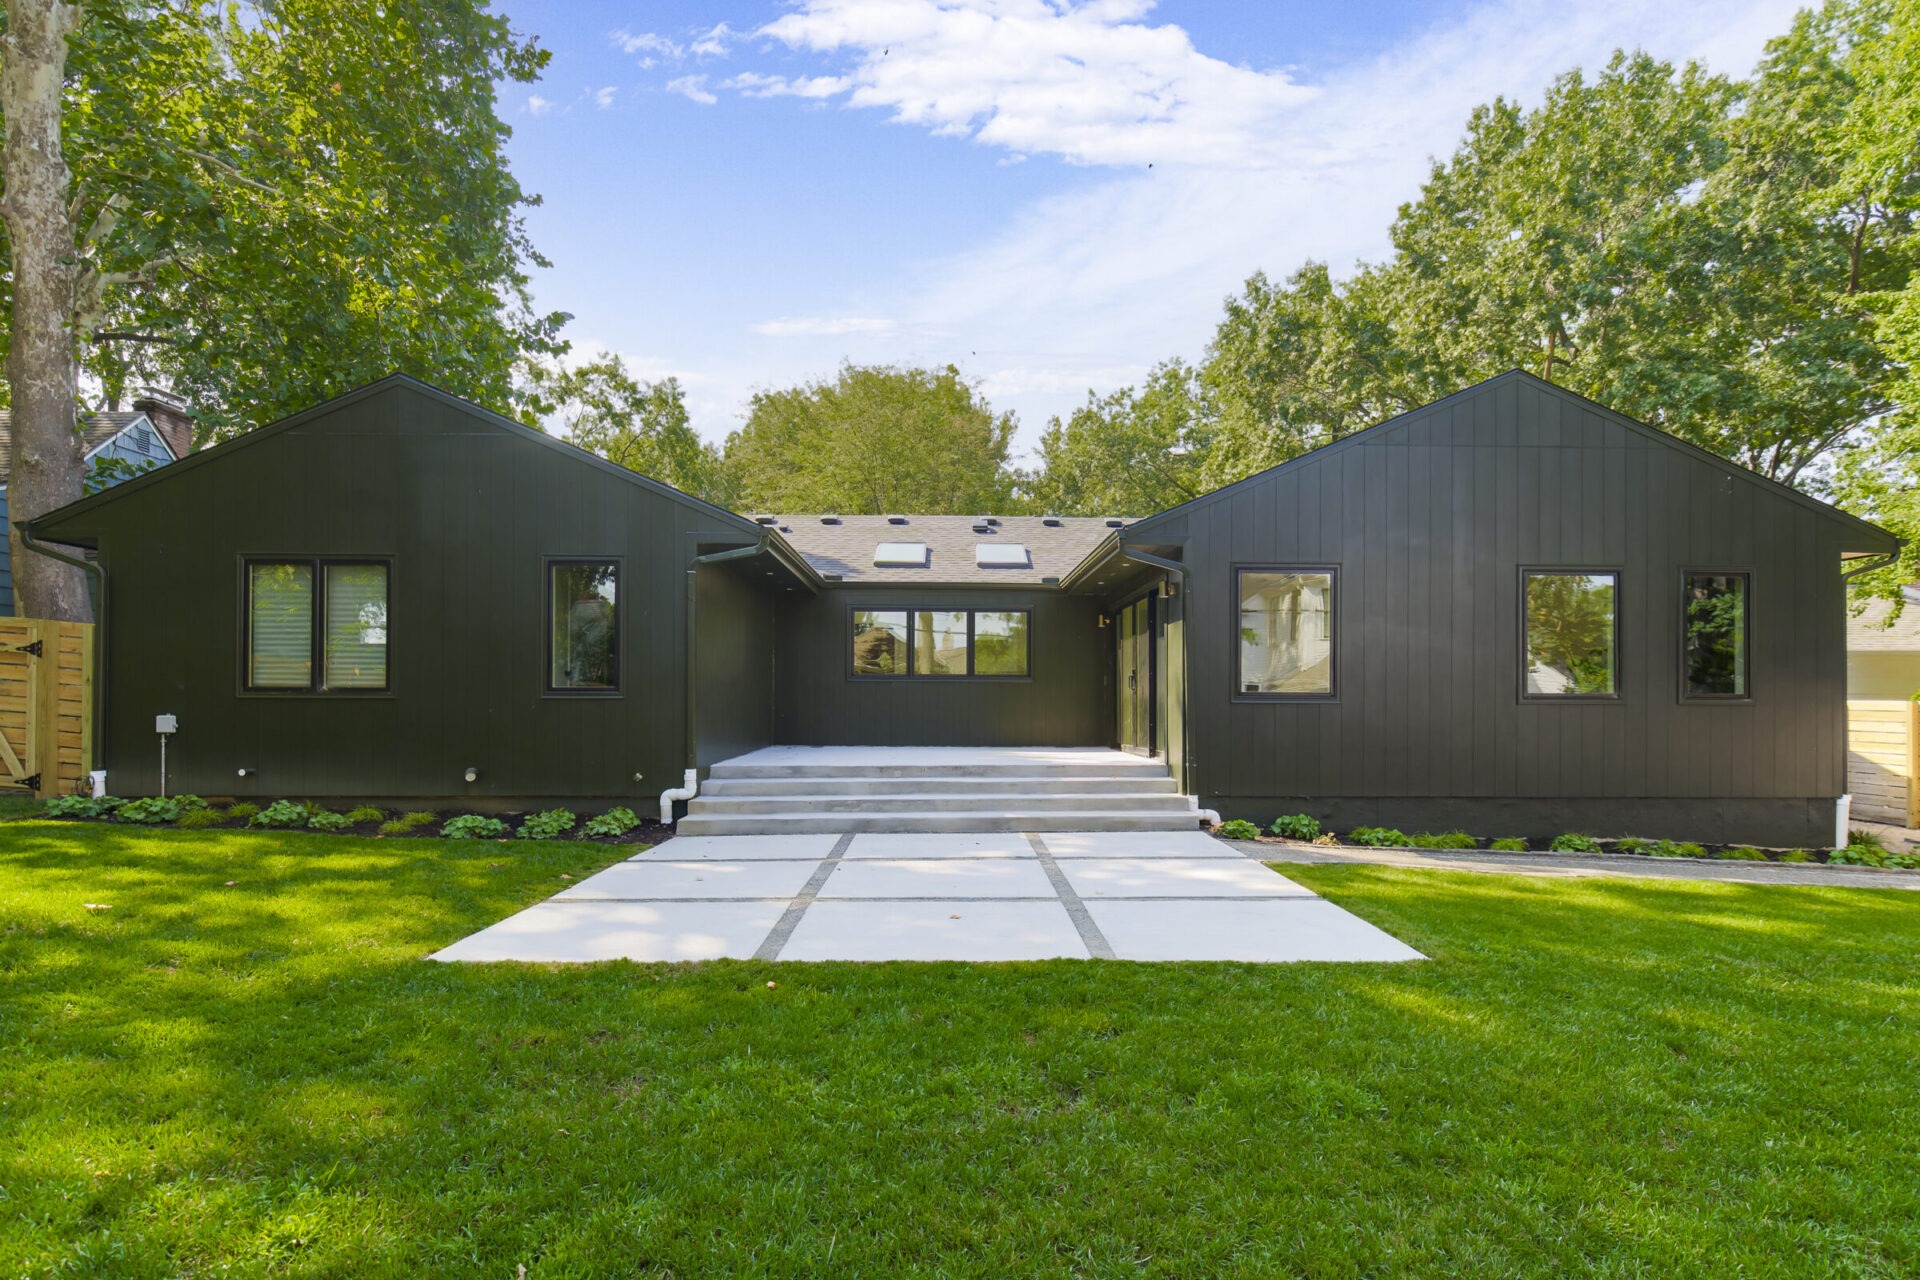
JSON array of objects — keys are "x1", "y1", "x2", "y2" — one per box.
[
  {"x1": 721, "y1": 363, "x2": 1018, "y2": 515},
  {"x1": 533, "y1": 354, "x2": 730, "y2": 506}
]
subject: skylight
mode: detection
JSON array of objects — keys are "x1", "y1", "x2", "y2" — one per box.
[
  {"x1": 975, "y1": 543, "x2": 1031, "y2": 569},
  {"x1": 873, "y1": 542, "x2": 929, "y2": 567}
]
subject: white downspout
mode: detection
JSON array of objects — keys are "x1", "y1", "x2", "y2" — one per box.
[
  {"x1": 659, "y1": 768, "x2": 698, "y2": 826},
  {"x1": 1188, "y1": 795, "x2": 1221, "y2": 827},
  {"x1": 1835, "y1": 793, "x2": 1851, "y2": 851}
]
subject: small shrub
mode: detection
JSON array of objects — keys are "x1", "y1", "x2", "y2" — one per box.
[
  {"x1": 1269, "y1": 813, "x2": 1320, "y2": 841},
  {"x1": 441, "y1": 814, "x2": 509, "y2": 840},
  {"x1": 1213, "y1": 818, "x2": 1261, "y2": 841},
  {"x1": 250, "y1": 800, "x2": 314, "y2": 829},
  {"x1": 581, "y1": 806, "x2": 641, "y2": 838},
  {"x1": 1346, "y1": 826, "x2": 1408, "y2": 847},
  {"x1": 1827, "y1": 844, "x2": 1888, "y2": 867},
  {"x1": 176, "y1": 808, "x2": 223, "y2": 829},
  {"x1": 1488, "y1": 837, "x2": 1528, "y2": 852},
  {"x1": 1886, "y1": 851, "x2": 1920, "y2": 870},
  {"x1": 307, "y1": 809, "x2": 351, "y2": 832},
  {"x1": 1718, "y1": 846, "x2": 1768, "y2": 861},
  {"x1": 344, "y1": 806, "x2": 385, "y2": 825},
  {"x1": 226, "y1": 802, "x2": 261, "y2": 821},
  {"x1": 1847, "y1": 828, "x2": 1887, "y2": 851},
  {"x1": 1778, "y1": 849, "x2": 1811, "y2": 863},
  {"x1": 117, "y1": 796, "x2": 186, "y2": 824},
  {"x1": 45, "y1": 794, "x2": 119, "y2": 819},
  {"x1": 517, "y1": 808, "x2": 578, "y2": 840},
  {"x1": 1406, "y1": 831, "x2": 1476, "y2": 850},
  {"x1": 1549, "y1": 832, "x2": 1602, "y2": 853}
]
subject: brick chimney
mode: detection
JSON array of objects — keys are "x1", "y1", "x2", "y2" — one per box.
[{"x1": 131, "y1": 395, "x2": 195, "y2": 460}]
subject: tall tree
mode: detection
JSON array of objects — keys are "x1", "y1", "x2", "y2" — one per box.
[
  {"x1": 535, "y1": 354, "x2": 729, "y2": 505},
  {"x1": 0, "y1": 1, "x2": 564, "y2": 620},
  {"x1": 1024, "y1": 361, "x2": 1210, "y2": 516},
  {"x1": 722, "y1": 363, "x2": 1018, "y2": 515}
]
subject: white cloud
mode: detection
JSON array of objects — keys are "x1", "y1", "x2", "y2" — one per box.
[
  {"x1": 593, "y1": 86, "x2": 618, "y2": 110},
  {"x1": 526, "y1": 95, "x2": 554, "y2": 116},
  {"x1": 614, "y1": 29, "x2": 682, "y2": 59},
  {"x1": 726, "y1": 71, "x2": 853, "y2": 100},
  {"x1": 666, "y1": 75, "x2": 719, "y2": 105},
  {"x1": 751, "y1": 316, "x2": 899, "y2": 337},
  {"x1": 689, "y1": 22, "x2": 737, "y2": 58},
  {"x1": 747, "y1": 0, "x2": 1316, "y2": 169}
]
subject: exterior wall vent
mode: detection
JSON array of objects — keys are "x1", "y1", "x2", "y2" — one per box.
[
  {"x1": 975, "y1": 543, "x2": 1031, "y2": 569},
  {"x1": 873, "y1": 541, "x2": 929, "y2": 567}
]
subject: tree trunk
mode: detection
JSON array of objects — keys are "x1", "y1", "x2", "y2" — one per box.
[{"x1": 1, "y1": 0, "x2": 90, "y2": 622}]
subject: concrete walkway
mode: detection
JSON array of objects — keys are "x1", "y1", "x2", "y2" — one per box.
[
  {"x1": 433, "y1": 831, "x2": 1423, "y2": 964},
  {"x1": 1240, "y1": 840, "x2": 1920, "y2": 890}
]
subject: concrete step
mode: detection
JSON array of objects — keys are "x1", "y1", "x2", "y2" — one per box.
[
  {"x1": 687, "y1": 791, "x2": 1193, "y2": 815},
  {"x1": 708, "y1": 760, "x2": 1169, "y2": 781},
  {"x1": 701, "y1": 775, "x2": 1180, "y2": 797},
  {"x1": 674, "y1": 809, "x2": 1204, "y2": 836}
]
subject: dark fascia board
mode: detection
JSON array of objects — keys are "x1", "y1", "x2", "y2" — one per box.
[
  {"x1": 1058, "y1": 531, "x2": 1187, "y2": 593},
  {"x1": 21, "y1": 372, "x2": 785, "y2": 552},
  {"x1": 1114, "y1": 369, "x2": 1902, "y2": 557}
]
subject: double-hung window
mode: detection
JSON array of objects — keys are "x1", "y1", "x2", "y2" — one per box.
[
  {"x1": 851, "y1": 608, "x2": 1029, "y2": 678},
  {"x1": 245, "y1": 559, "x2": 389, "y2": 692}
]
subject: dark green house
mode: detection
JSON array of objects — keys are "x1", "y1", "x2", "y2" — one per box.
[{"x1": 20, "y1": 371, "x2": 1898, "y2": 846}]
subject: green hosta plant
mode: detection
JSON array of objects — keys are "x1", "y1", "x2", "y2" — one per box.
[
  {"x1": 1269, "y1": 813, "x2": 1320, "y2": 841},
  {"x1": 1213, "y1": 819, "x2": 1261, "y2": 841},
  {"x1": 44, "y1": 794, "x2": 121, "y2": 819},
  {"x1": 250, "y1": 800, "x2": 315, "y2": 829},
  {"x1": 1549, "y1": 833, "x2": 1602, "y2": 853},
  {"x1": 1346, "y1": 826, "x2": 1408, "y2": 848},
  {"x1": 1489, "y1": 837, "x2": 1528, "y2": 852},
  {"x1": 307, "y1": 810, "x2": 352, "y2": 833},
  {"x1": 517, "y1": 809, "x2": 578, "y2": 840},
  {"x1": 441, "y1": 814, "x2": 509, "y2": 840},
  {"x1": 117, "y1": 795, "x2": 206, "y2": 825},
  {"x1": 1827, "y1": 844, "x2": 1888, "y2": 867},
  {"x1": 1887, "y1": 851, "x2": 1920, "y2": 870},
  {"x1": 581, "y1": 806, "x2": 640, "y2": 838}
]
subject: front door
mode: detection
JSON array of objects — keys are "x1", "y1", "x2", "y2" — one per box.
[{"x1": 1116, "y1": 595, "x2": 1154, "y2": 755}]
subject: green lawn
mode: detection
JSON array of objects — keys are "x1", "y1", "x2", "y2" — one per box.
[{"x1": 3, "y1": 819, "x2": 1917, "y2": 1278}]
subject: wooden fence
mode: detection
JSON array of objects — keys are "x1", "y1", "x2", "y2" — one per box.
[
  {"x1": 0, "y1": 618, "x2": 93, "y2": 799},
  {"x1": 1847, "y1": 699, "x2": 1920, "y2": 829}
]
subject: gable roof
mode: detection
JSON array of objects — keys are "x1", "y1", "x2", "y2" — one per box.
[
  {"x1": 21, "y1": 373, "x2": 781, "y2": 549},
  {"x1": 760, "y1": 513, "x2": 1128, "y2": 585},
  {"x1": 1118, "y1": 370, "x2": 1901, "y2": 557},
  {"x1": 0, "y1": 409, "x2": 161, "y2": 483}
]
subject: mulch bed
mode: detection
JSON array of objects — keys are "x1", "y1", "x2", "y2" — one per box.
[
  {"x1": 46, "y1": 807, "x2": 676, "y2": 848},
  {"x1": 1228, "y1": 830, "x2": 1911, "y2": 869}
]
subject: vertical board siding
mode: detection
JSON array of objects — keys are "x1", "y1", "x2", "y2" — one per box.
[{"x1": 1175, "y1": 380, "x2": 1857, "y2": 814}]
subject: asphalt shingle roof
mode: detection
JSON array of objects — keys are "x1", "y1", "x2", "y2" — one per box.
[
  {"x1": 0, "y1": 410, "x2": 147, "y2": 482},
  {"x1": 759, "y1": 513, "x2": 1128, "y2": 585},
  {"x1": 1848, "y1": 596, "x2": 1920, "y2": 652}
]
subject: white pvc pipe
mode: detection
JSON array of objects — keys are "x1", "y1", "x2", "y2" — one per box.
[
  {"x1": 1188, "y1": 796, "x2": 1222, "y2": 826},
  {"x1": 659, "y1": 768, "x2": 698, "y2": 825},
  {"x1": 1836, "y1": 793, "x2": 1852, "y2": 850}
]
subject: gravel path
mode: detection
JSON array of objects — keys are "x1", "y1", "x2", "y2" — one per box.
[{"x1": 1228, "y1": 840, "x2": 1920, "y2": 891}]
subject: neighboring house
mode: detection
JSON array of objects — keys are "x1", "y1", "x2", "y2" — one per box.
[
  {"x1": 1846, "y1": 592, "x2": 1920, "y2": 700},
  {"x1": 0, "y1": 398, "x2": 191, "y2": 615},
  {"x1": 19, "y1": 370, "x2": 1898, "y2": 846}
]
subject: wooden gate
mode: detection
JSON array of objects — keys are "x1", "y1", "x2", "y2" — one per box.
[
  {"x1": 1847, "y1": 699, "x2": 1920, "y2": 829},
  {"x1": 0, "y1": 618, "x2": 94, "y2": 798}
]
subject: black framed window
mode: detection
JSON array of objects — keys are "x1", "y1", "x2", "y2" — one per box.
[
  {"x1": 851, "y1": 608, "x2": 1029, "y2": 678},
  {"x1": 245, "y1": 559, "x2": 389, "y2": 693},
  {"x1": 1523, "y1": 570, "x2": 1619, "y2": 698},
  {"x1": 549, "y1": 560, "x2": 620, "y2": 691},
  {"x1": 1682, "y1": 572, "x2": 1750, "y2": 699},
  {"x1": 1237, "y1": 568, "x2": 1335, "y2": 697}
]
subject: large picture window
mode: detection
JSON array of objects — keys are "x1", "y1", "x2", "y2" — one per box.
[
  {"x1": 1683, "y1": 572, "x2": 1750, "y2": 699},
  {"x1": 549, "y1": 561, "x2": 620, "y2": 691},
  {"x1": 851, "y1": 608, "x2": 1029, "y2": 678},
  {"x1": 245, "y1": 559, "x2": 389, "y2": 692},
  {"x1": 1523, "y1": 571, "x2": 1618, "y2": 697},
  {"x1": 1237, "y1": 568, "x2": 1334, "y2": 697}
]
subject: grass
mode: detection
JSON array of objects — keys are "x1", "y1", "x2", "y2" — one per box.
[{"x1": 3, "y1": 820, "x2": 1918, "y2": 1277}]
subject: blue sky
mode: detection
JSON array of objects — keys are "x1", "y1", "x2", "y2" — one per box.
[{"x1": 499, "y1": 0, "x2": 1804, "y2": 458}]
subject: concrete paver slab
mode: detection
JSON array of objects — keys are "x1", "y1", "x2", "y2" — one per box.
[
  {"x1": 1060, "y1": 857, "x2": 1316, "y2": 898},
  {"x1": 780, "y1": 899, "x2": 1088, "y2": 961},
  {"x1": 844, "y1": 832, "x2": 1036, "y2": 860},
  {"x1": 555, "y1": 860, "x2": 818, "y2": 901},
  {"x1": 822, "y1": 857, "x2": 1059, "y2": 899},
  {"x1": 431, "y1": 901, "x2": 786, "y2": 963},
  {"x1": 1043, "y1": 831, "x2": 1243, "y2": 859},
  {"x1": 636, "y1": 834, "x2": 839, "y2": 861},
  {"x1": 1088, "y1": 899, "x2": 1425, "y2": 962}
]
